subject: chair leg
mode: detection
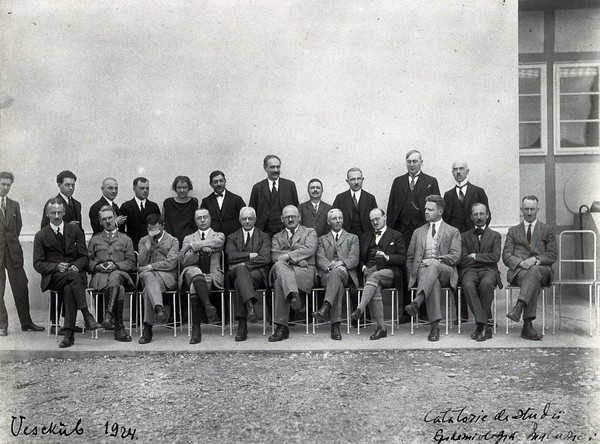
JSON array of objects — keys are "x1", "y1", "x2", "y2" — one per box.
[
  {"x1": 445, "y1": 289, "x2": 449, "y2": 335},
  {"x1": 187, "y1": 293, "x2": 191, "y2": 337},
  {"x1": 457, "y1": 288, "x2": 462, "y2": 334},
  {"x1": 410, "y1": 289, "x2": 414, "y2": 335},
  {"x1": 391, "y1": 290, "x2": 395, "y2": 336},
  {"x1": 262, "y1": 291, "x2": 267, "y2": 336},
  {"x1": 590, "y1": 284, "x2": 593, "y2": 337},
  {"x1": 172, "y1": 293, "x2": 177, "y2": 338},
  {"x1": 346, "y1": 290, "x2": 351, "y2": 335}
]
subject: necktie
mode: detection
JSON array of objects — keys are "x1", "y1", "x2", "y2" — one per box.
[
  {"x1": 245, "y1": 231, "x2": 251, "y2": 249},
  {"x1": 56, "y1": 226, "x2": 64, "y2": 245},
  {"x1": 201, "y1": 232, "x2": 205, "y2": 240},
  {"x1": 352, "y1": 193, "x2": 358, "y2": 207},
  {"x1": 140, "y1": 201, "x2": 145, "y2": 213},
  {"x1": 375, "y1": 230, "x2": 382, "y2": 236},
  {"x1": 409, "y1": 175, "x2": 416, "y2": 191},
  {"x1": 271, "y1": 181, "x2": 278, "y2": 204},
  {"x1": 527, "y1": 223, "x2": 532, "y2": 245},
  {"x1": 335, "y1": 233, "x2": 339, "y2": 243},
  {"x1": 475, "y1": 227, "x2": 484, "y2": 247},
  {"x1": 0, "y1": 197, "x2": 5, "y2": 217},
  {"x1": 431, "y1": 223, "x2": 436, "y2": 238},
  {"x1": 289, "y1": 229, "x2": 295, "y2": 240},
  {"x1": 215, "y1": 193, "x2": 223, "y2": 198},
  {"x1": 456, "y1": 184, "x2": 465, "y2": 202}
]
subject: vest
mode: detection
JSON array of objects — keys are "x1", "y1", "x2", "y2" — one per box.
[
  {"x1": 449, "y1": 195, "x2": 466, "y2": 232},
  {"x1": 399, "y1": 187, "x2": 421, "y2": 226}
]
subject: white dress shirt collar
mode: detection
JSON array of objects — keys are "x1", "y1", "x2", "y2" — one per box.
[
  {"x1": 352, "y1": 189, "x2": 362, "y2": 203},
  {"x1": 524, "y1": 219, "x2": 538, "y2": 232},
  {"x1": 51, "y1": 222, "x2": 65, "y2": 234},
  {"x1": 60, "y1": 192, "x2": 72, "y2": 204},
  {"x1": 243, "y1": 228, "x2": 254, "y2": 239},
  {"x1": 134, "y1": 196, "x2": 147, "y2": 210}
]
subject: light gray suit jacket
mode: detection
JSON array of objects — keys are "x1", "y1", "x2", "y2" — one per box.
[
  {"x1": 316, "y1": 229, "x2": 360, "y2": 288},
  {"x1": 270, "y1": 224, "x2": 317, "y2": 292},
  {"x1": 138, "y1": 231, "x2": 180, "y2": 290},
  {"x1": 180, "y1": 228, "x2": 225, "y2": 290}
]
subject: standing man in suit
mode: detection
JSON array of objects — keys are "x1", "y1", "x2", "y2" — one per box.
[
  {"x1": 332, "y1": 168, "x2": 378, "y2": 239},
  {"x1": 137, "y1": 214, "x2": 179, "y2": 345},
  {"x1": 33, "y1": 198, "x2": 101, "y2": 348},
  {"x1": 201, "y1": 170, "x2": 246, "y2": 237},
  {"x1": 268, "y1": 205, "x2": 317, "y2": 342},
  {"x1": 0, "y1": 172, "x2": 44, "y2": 336},
  {"x1": 120, "y1": 177, "x2": 161, "y2": 252},
  {"x1": 503, "y1": 195, "x2": 557, "y2": 341},
  {"x1": 87, "y1": 206, "x2": 135, "y2": 342},
  {"x1": 387, "y1": 150, "x2": 440, "y2": 323},
  {"x1": 313, "y1": 209, "x2": 359, "y2": 340},
  {"x1": 350, "y1": 208, "x2": 406, "y2": 340},
  {"x1": 298, "y1": 178, "x2": 332, "y2": 238},
  {"x1": 225, "y1": 207, "x2": 271, "y2": 342},
  {"x1": 404, "y1": 195, "x2": 461, "y2": 342},
  {"x1": 249, "y1": 155, "x2": 299, "y2": 237},
  {"x1": 89, "y1": 177, "x2": 126, "y2": 235},
  {"x1": 458, "y1": 203, "x2": 502, "y2": 342},
  {"x1": 41, "y1": 170, "x2": 83, "y2": 231},
  {"x1": 180, "y1": 208, "x2": 225, "y2": 344}
]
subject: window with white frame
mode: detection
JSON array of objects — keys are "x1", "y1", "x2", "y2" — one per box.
[
  {"x1": 554, "y1": 62, "x2": 600, "y2": 155},
  {"x1": 519, "y1": 64, "x2": 547, "y2": 155}
]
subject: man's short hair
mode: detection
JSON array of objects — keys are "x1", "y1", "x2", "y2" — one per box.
[
  {"x1": 327, "y1": 208, "x2": 343, "y2": 222},
  {"x1": 369, "y1": 208, "x2": 385, "y2": 218},
  {"x1": 239, "y1": 206, "x2": 256, "y2": 219},
  {"x1": 171, "y1": 175, "x2": 193, "y2": 191},
  {"x1": 346, "y1": 167, "x2": 363, "y2": 177},
  {"x1": 209, "y1": 170, "x2": 225, "y2": 182},
  {"x1": 425, "y1": 195, "x2": 445, "y2": 210},
  {"x1": 405, "y1": 150, "x2": 422, "y2": 160},
  {"x1": 0, "y1": 172, "x2": 14, "y2": 182},
  {"x1": 521, "y1": 195, "x2": 539, "y2": 204},
  {"x1": 102, "y1": 177, "x2": 117, "y2": 186},
  {"x1": 146, "y1": 213, "x2": 164, "y2": 226},
  {"x1": 47, "y1": 198, "x2": 65, "y2": 209},
  {"x1": 195, "y1": 207, "x2": 210, "y2": 217},
  {"x1": 133, "y1": 177, "x2": 149, "y2": 187},
  {"x1": 307, "y1": 178, "x2": 323, "y2": 188},
  {"x1": 57, "y1": 170, "x2": 77, "y2": 184},
  {"x1": 263, "y1": 155, "x2": 281, "y2": 168},
  {"x1": 98, "y1": 205, "x2": 116, "y2": 218},
  {"x1": 470, "y1": 202, "x2": 488, "y2": 214}
]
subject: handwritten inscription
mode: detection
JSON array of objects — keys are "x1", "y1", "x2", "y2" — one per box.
[{"x1": 11, "y1": 415, "x2": 137, "y2": 440}]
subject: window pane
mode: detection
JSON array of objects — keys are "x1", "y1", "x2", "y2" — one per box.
[
  {"x1": 560, "y1": 94, "x2": 599, "y2": 120},
  {"x1": 520, "y1": 123, "x2": 541, "y2": 149},
  {"x1": 560, "y1": 122, "x2": 599, "y2": 147},
  {"x1": 519, "y1": 96, "x2": 541, "y2": 121},
  {"x1": 559, "y1": 67, "x2": 599, "y2": 93},
  {"x1": 519, "y1": 68, "x2": 541, "y2": 94}
]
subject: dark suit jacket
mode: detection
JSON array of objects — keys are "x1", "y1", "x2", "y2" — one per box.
[
  {"x1": 0, "y1": 197, "x2": 25, "y2": 269},
  {"x1": 359, "y1": 227, "x2": 406, "y2": 293},
  {"x1": 298, "y1": 200, "x2": 332, "y2": 237},
  {"x1": 119, "y1": 198, "x2": 161, "y2": 250},
  {"x1": 225, "y1": 227, "x2": 271, "y2": 286},
  {"x1": 332, "y1": 189, "x2": 377, "y2": 236},
  {"x1": 442, "y1": 182, "x2": 490, "y2": 232},
  {"x1": 89, "y1": 197, "x2": 123, "y2": 235},
  {"x1": 41, "y1": 194, "x2": 82, "y2": 230},
  {"x1": 201, "y1": 190, "x2": 246, "y2": 236},
  {"x1": 249, "y1": 178, "x2": 299, "y2": 231},
  {"x1": 458, "y1": 226, "x2": 502, "y2": 288},
  {"x1": 386, "y1": 172, "x2": 440, "y2": 228},
  {"x1": 502, "y1": 221, "x2": 557, "y2": 286},
  {"x1": 33, "y1": 223, "x2": 88, "y2": 292}
]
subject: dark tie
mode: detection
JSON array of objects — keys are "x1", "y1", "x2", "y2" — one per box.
[
  {"x1": 456, "y1": 185, "x2": 465, "y2": 202},
  {"x1": 245, "y1": 231, "x2": 251, "y2": 249},
  {"x1": 335, "y1": 233, "x2": 339, "y2": 243},
  {"x1": 289, "y1": 229, "x2": 295, "y2": 241},
  {"x1": 352, "y1": 193, "x2": 358, "y2": 207},
  {"x1": 527, "y1": 223, "x2": 532, "y2": 245},
  {"x1": 409, "y1": 175, "x2": 416, "y2": 191},
  {"x1": 201, "y1": 232, "x2": 205, "y2": 240},
  {"x1": 56, "y1": 226, "x2": 65, "y2": 246},
  {"x1": 271, "y1": 181, "x2": 278, "y2": 204},
  {"x1": 475, "y1": 227, "x2": 484, "y2": 247},
  {"x1": 140, "y1": 201, "x2": 145, "y2": 213},
  {"x1": 431, "y1": 223, "x2": 436, "y2": 238},
  {"x1": 375, "y1": 230, "x2": 382, "y2": 236},
  {"x1": 215, "y1": 193, "x2": 223, "y2": 198},
  {"x1": 0, "y1": 197, "x2": 5, "y2": 217},
  {"x1": 198, "y1": 231, "x2": 210, "y2": 273}
]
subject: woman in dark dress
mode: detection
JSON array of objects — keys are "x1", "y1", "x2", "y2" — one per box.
[{"x1": 163, "y1": 176, "x2": 198, "y2": 248}]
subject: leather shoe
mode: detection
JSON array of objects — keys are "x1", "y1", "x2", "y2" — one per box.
[
  {"x1": 350, "y1": 308, "x2": 363, "y2": 321},
  {"x1": 471, "y1": 324, "x2": 485, "y2": 340},
  {"x1": 398, "y1": 314, "x2": 411, "y2": 324},
  {"x1": 268, "y1": 324, "x2": 289, "y2": 342},
  {"x1": 0, "y1": 328, "x2": 7, "y2": 336},
  {"x1": 59, "y1": 329, "x2": 75, "y2": 348},
  {"x1": 369, "y1": 327, "x2": 387, "y2": 340},
  {"x1": 102, "y1": 312, "x2": 115, "y2": 329},
  {"x1": 72, "y1": 326, "x2": 83, "y2": 333},
  {"x1": 245, "y1": 301, "x2": 257, "y2": 323},
  {"x1": 51, "y1": 326, "x2": 66, "y2": 336},
  {"x1": 486, "y1": 326, "x2": 493, "y2": 340},
  {"x1": 506, "y1": 302, "x2": 524, "y2": 323},
  {"x1": 404, "y1": 302, "x2": 419, "y2": 318},
  {"x1": 289, "y1": 292, "x2": 305, "y2": 312},
  {"x1": 114, "y1": 327, "x2": 132, "y2": 342},
  {"x1": 330, "y1": 323, "x2": 342, "y2": 340},
  {"x1": 21, "y1": 323, "x2": 45, "y2": 332},
  {"x1": 312, "y1": 303, "x2": 331, "y2": 323},
  {"x1": 235, "y1": 319, "x2": 248, "y2": 342},
  {"x1": 475, "y1": 329, "x2": 487, "y2": 342},
  {"x1": 155, "y1": 305, "x2": 168, "y2": 324},
  {"x1": 138, "y1": 324, "x2": 153, "y2": 344},
  {"x1": 84, "y1": 314, "x2": 101, "y2": 331},
  {"x1": 190, "y1": 324, "x2": 202, "y2": 344},
  {"x1": 521, "y1": 321, "x2": 543, "y2": 341},
  {"x1": 204, "y1": 303, "x2": 219, "y2": 324},
  {"x1": 428, "y1": 325, "x2": 440, "y2": 342}
]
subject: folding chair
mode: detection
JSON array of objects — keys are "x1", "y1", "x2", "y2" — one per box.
[
  {"x1": 456, "y1": 286, "x2": 498, "y2": 335},
  {"x1": 409, "y1": 287, "x2": 451, "y2": 335},
  {"x1": 310, "y1": 287, "x2": 351, "y2": 335},
  {"x1": 356, "y1": 287, "x2": 400, "y2": 335},
  {"x1": 505, "y1": 286, "x2": 550, "y2": 334}
]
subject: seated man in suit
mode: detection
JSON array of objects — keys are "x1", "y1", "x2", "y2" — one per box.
[
  {"x1": 313, "y1": 209, "x2": 359, "y2": 340},
  {"x1": 89, "y1": 177, "x2": 126, "y2": 235},
  {"x1": 88, "y1": 206, "x2": 135, "y2": 342},
  {"x1": 249, "y1": 155, "x2": 299, "y2": 237},
  {"x1": 225, "y1": 207, "x2": 271, "y2": 342},
  {"x1": 137, "y1": 214, "x2": 179, "y2": 345},
  {"x1": 120, "y1": 177, "x2": 161, "y2": 252},
  {"x1": 298, "y1": 178, "x2": 332, "y2": 238},
  {"x1": 503, "y1": 195, "x2": 557, "y2": 341},
  {"x1": 350, "y1": 208, "x2": 406, "y2": 340},
  {"x1": 404, "y1": 195, "x2": 461, "y2": 341},
  {"x1": 201, "y1": 170, "x2": 246, "y2": 237},
  {"x1": 458, "y1": 203, "x2": 502, "y2": 342},
  {"x1": 269, "y1": 205, "x2": 317, "y2": 342},
  {"x1": 180, "y1": 208, "x2": 225, "y2": 344},
  {"x1": 33, "y1": 199, "x2": 101, "y2": 348}
]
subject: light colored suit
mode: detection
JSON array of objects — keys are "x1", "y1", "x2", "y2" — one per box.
[
  {"x1": 316, "y1": 229, "x2": 359, "y2": 323},
  {"x1": 270, "y1": 224, "x2": 317, "y2": 326},
  {"x1": 407, "y1": 220, "x2": 461, "y2": 322},
  {"x1": 180, "y1": 229, "x2": 225, "y2": 291},
  {"x1": 88, "y1": 231, "x2": 135, "y2": 290}
]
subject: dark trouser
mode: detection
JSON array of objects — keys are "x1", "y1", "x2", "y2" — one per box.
[
  {"x1": 49, "y1": 271, "x2": 88, "y2": 329},
  {"x1": 508, "y1": 265, "x2": 551, "y2": 320},
  {"x1": 0, "y1": 249, "x2": 33, "y2": 330},
  {"x1": 461, "y1": 269, "x2": 496, "y2": 324},
  {"x1": 229, "y1": 265, "x2": 264, "y2": 319},
  {"x1": 396, "y1": 220, "x2": 421, "y2": 309}
]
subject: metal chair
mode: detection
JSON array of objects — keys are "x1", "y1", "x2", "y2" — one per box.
[
  {"x1": 139, "y1": 289, "x2": 182, "y2": 338},
  {"x1": 409, "y1": 287, "x2": 451, "y2": 335},
  {"x1": 47, "y1": 290, "x2": 61, "y2": 341},
  {"x1": 269, "y1": 289, "x2": 310, "y2": 335},
  {"x1": 310, "y1": 287, "x2": 351, "y2": 335},
  {"x1": 456, "y1": 286, "x2": 498, "y2": 335},
  {"x1": 505, "y1": 286, "x2": 550, "y2": 334},
  {"x1": 356, "y1": 287, "x2": 400, "y2": 336}
]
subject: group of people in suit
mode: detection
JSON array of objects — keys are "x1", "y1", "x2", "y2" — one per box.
[{"x1": 0, "y1": 150, "x2": 557, "y2": 347}]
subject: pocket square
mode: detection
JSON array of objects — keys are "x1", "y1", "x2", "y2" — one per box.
[{"x1": 390, "y1": 242, "x2": 395, "y2": 245}]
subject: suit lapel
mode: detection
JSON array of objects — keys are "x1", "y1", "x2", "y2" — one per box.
[{"x1": 532, "y1": 222, "x2": 542, "y2": 248}]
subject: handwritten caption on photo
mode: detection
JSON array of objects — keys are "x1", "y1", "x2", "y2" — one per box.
[{"x1": 11, "y1": 415, "x2": 137, "y2": 440}]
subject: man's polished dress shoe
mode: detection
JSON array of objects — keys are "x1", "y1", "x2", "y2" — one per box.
[
  {"x1": 350, "y1": 308, "x2": 363, "y2": 321},
  {"x1": 235, "y1": 320, "x2": 248, "y2": 342},
  {"x1": 102, "y1": 312, "x2": 115, "y2": 330},
  {"x1": 312, "y1": 303, "x2": 331, "y2": 323},
  {"x1": 0, "y1": 328, "x2": 7, "y2": 336},
  {"x1": 521, "y1": 321, "x2": 543, "y2": 341},
  {"x1": 190, "y1": 324, "x2": 202, "y2": 344},
  {"x1": 84, "y1": 313, "x2": 101, "y2": 331},
  {"x1": 138, "y1": 324, "x2": 153, "y2": 344},
  {"x1": 370, "y1": 327, "x2": 387, "y2": 340},
  {"x1": 506, "y1": 303, "x2": 524, "y2": 323},
  {"x1": 59, "y1": 329, "x2": 75, "y2": 348},
  {"x1": 428, "y1": 325, "x2": 440, "y2": 342},
  {"x1": 404, "y1": 302, "x2": 419, "y2": 318},
  {"x1": 114, "y1": 327, "x2": 132, "y2": 342},
  {"x1": 289, "y1": 292, "x2": 305, "y2": 312},
  {"x1": 155, "y1": 305, "x2": 168, "y2": 324},
  {"x1": 330, "y1": 323, "x2": 342, "y2": 340},
  {"x1": 205, "y1": 303, "x2": 220, "y2": 324},
  {"x1": 246, "y1": 301, "x2": 257, "y2": 323},
  {"x1": 471, "y1": 324, "x2": 485, "y2": 340},
  {"x1": 21, "y1": 323, "x2": 45, "y2": 332},
  {"x1": 268, "y1": 324, "x2": 289, "y2": 342}
]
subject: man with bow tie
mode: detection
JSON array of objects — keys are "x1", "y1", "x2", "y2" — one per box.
[
  {"x1": 201, "y1": 170, "x2": 246, "y2": 237},
  {"x1": 137, "y1": 214, "x2": 179, "y2": 344},
  {"x1": 298, "y1": 178, "x2": 332, "y2": 237},
  {"x1": 268, "y1": 205, "x2": 317, "y2": 342},
  {"x1": 503, "y1": 195, "x2": 557, "y2": 341},
  {"x1": 120, "y1": 177, "x2": 161, "y2": 252},
  {"x1": 312, "y1": 209, "x2": 359, "y2": 340},
  {"x1": 225, "y1": 207, "x2": 271, "y2": 341},
  {"x1": 458, "y1": 203, "x2": 502, "y2": 341},
  {"x1": 350, "y1": 208, "x2": 406, "y2": 340},
  {"x1": 386, "y1": 151, "x2": 440, "y2": 323}
]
